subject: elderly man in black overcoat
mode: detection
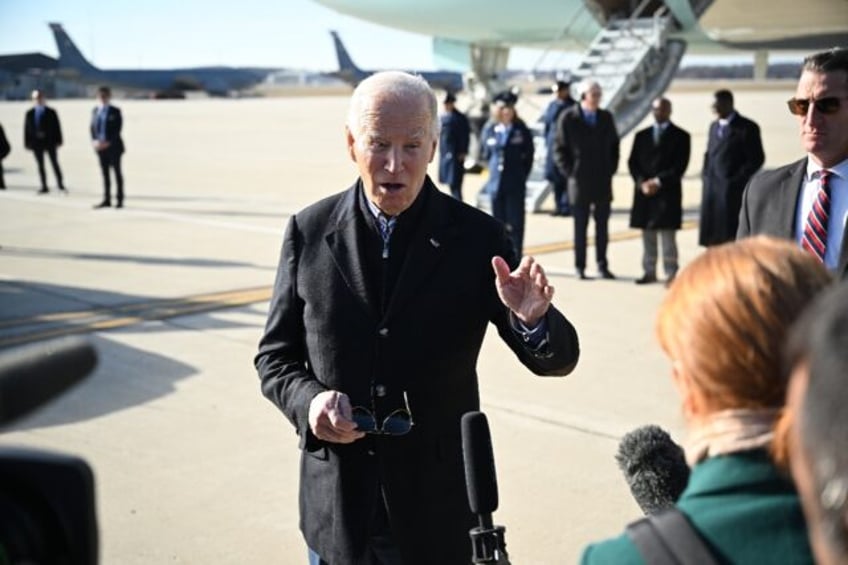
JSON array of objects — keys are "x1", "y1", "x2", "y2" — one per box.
[{"x1": 255, "y1": 71, "x2": 580, "y2": 565}]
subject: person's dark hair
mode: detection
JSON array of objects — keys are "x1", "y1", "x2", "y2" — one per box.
[
  {"x1": 97, "y1": 86, "x2": 111, "y2": 96},
  {"x1": 713, "y1": 89, "x2": 733, "y2": 105},
  {"x1": 802, "y1": 47, "x2": 848, "y2": 78},
  {"x1": 786, "y1": 282, "x2": 848, "y2": 560}
]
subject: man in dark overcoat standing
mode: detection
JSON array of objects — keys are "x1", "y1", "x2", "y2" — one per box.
[
  {"x1": 699, "y1": 89, "x2": 764, "y2": 246},
  {"x1": 628, "y1": 97, "x2": 691, "y2": 285},
  {"x1": 438, "y1": 92, "x2": 470, "y2": 200}
]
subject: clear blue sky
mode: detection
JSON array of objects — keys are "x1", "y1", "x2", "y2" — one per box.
[{"x1": 0, "y1": 0, "x2": 761, "y2": 72}]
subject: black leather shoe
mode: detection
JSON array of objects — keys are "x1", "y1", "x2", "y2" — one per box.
[
  {"x1": 93, "y1": 201, "x2": 111, "y2": 209},
  {"x1": 599, "y1": 269, "x2": 616, "y2": 280},
  {"x1": 116, "y1": 202, "x2": 124, "y2": 209},
  {"x1": 635, "y1": 274, "x2": 658, "y2": 285},
  {"x1": 576, "y1": 269, "x2": 589, "y2": 280},
  {"x1": 37, "y1": 188, "x2": 48, "y2": 194}
]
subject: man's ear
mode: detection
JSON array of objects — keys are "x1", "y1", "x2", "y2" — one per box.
[{"x1": 345, "y1": 127, "x2": 357, "y2": 163}]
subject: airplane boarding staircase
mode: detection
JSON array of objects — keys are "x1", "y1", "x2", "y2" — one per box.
[{"x1": 493, "y1": 3, "x2": 689, "y2": 213}]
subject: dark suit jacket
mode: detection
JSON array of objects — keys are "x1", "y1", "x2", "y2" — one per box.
[
  {"x1": 580, "y1": 450, "x2": 814, "y2": 564},
  {"x1": 0, "y1": 124, "x2": 9, "y2": 160},
  {"x1": 90, "y1": 105, "x2": 125, "y2": 155},
  {"x1": 438, "y1": 109, "x2": 470, "y2": 186},
  {"x1": 255, "y1": 178, "x2": 579, "y2": 565},
  {"x1": 738, "y1": 158, "x2": 848, "y2": 278},
  {"x1": 628, "y1": 122, "x2": 691, "y2": 230},
  {"x1": 699, "y1": 113, "x2": 764, "y2": 245},
  {"x1": 24, "y1": 106, "x2": 62, "y2": 150},
  {"x1": 553, "y1": 106, "x2": 619, "y2": 206},
  {"x1": 540, "y1": 97, "x2": 575, "y2": 183}
]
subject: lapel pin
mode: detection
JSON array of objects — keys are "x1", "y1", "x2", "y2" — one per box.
[{"x1": 429, "y1": 238, "x2": 440, "y2": 248}]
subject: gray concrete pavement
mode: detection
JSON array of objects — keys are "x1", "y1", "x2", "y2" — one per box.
[{"x1": 0, "y1": 82, "x2": 802, "y2": 563}]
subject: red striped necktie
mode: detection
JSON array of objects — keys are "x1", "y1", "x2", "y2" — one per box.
[{"x1": 801, "y1": 170, "x2": 832, "y2": 262}]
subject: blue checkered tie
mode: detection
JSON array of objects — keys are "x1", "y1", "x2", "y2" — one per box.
[{"x1": 378, "y1": 214, "x2": 396, "y2": 259}]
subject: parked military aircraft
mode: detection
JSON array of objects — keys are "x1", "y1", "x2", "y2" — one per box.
[
  {"x1": 328, "y1": 30, "x2": 464, "y2": 93},
  {"x1": 49, "y1": 23, "x2": 277, "y2": 97}
]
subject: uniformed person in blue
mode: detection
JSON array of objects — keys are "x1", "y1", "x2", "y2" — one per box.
[
  {"x1": 438, "y1": 92, "x2": 471, "y2": 200},
  {"x1": 481, "y1": 91, "x2": 535, "y2": 257}
]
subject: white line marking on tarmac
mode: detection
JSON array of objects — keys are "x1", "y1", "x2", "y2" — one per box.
[{"x1": 0, "y1": 192, "x2": 290, "y2": 235}]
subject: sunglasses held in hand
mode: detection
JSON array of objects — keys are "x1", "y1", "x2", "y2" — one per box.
[
  {"x1": 786, "y1": 96, "x2": 848, "y2": 116},
  {"x1": 352, "y1": 390, "x2": 414, "y2": 436}
]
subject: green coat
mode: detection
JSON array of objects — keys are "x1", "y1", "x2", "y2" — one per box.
[{"x1": 580, "y1": 450, "x2": 814, "y2": 564}]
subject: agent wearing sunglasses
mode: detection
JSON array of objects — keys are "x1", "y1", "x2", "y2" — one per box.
[
  {"x1": 255, "y1": 71, "x2": 580, "y2": 565},
  {"x1": 738, "y1": 47, "x2": 848, "y2": 278},
  {"x1": 699, "y1": 88, "x2": 765, "y2": 247}
]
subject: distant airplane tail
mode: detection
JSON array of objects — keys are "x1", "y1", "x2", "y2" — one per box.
[
  {"x1": 49, "y1": 23, "x2": 98, "y2": 73},
  {"x1": 330, "y1": 31, "x2": 363, "y2": 77}
]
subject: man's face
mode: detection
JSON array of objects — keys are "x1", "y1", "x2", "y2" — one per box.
[
  {"x1": 97, "y1": 91, "x2": 110, "y2": 105},
  {"x1": 347, "y1": 93, "x2": 436, "y2": 216},
  {"x1": 794, "y1": 70, "x2": 848, "y2": 168},
  {"x1": 652, "y1": 99, "x2": 671, "y2": 123},
  {"x1": 712, "y1": 97, "x2": 733, "y2": 119},
  {"x1": 582, "y1": 85, "x2": 602, "y2": 111},
  {"x1": 31, "y1": 91, "x2": 44, "y2": 106}
]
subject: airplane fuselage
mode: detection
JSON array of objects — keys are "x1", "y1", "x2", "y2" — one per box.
[
  {"x1": 314, "y1": 0, "x2": 847, "y2": 53},
  {"x1": 56, "y1": 66, "x2": 268, "y2": 95},
  {"x1": 49, "y1": 23, "x2": 274, "y2": 96}
]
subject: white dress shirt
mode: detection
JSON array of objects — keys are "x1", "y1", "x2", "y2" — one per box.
[{"x1": 794, "y1": 157, "x2": 848, "y2": 271}]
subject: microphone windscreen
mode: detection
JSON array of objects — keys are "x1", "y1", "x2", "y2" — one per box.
[
  {"x1": 616, "y1": 424, "x2": 690, "y2": 515},
  {"x1": 0, "y1": 337, "x2": 97, "y2": 427},
  {"x1": 461, "y1": 411, "x2": 499, "y2": 515}
]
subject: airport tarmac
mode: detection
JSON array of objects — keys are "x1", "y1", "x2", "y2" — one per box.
[{"x1": 0, "y1": 82, "x2": 803, "y2": 564}]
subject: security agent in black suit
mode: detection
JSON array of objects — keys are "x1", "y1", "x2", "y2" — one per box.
[
  {"x1": 91, "y1": 86, "x2": 126, "y2": 209},
  {"x1": 540, "y1": 80, "x2": 576, "y2": 216},
  {"x1": 438, "y1": 91, "x2": 470, "y2": 200},
  {"x1": 0, "y1": 122, "x2": 10, "y2": 189},
  {"x1": 628, "y1": 97, "x2": 691, "y2": 285},
  {"x1": 254, "y1": 71, "x2": 579, "y2": 565},
  {"x1": 553, "y1": 79, "x2": 620, "y2": 280},
  {"x1": 738, "y1": 47, "x2": 848, "y2": 278},
  {"x1": 23, "y1": 89, "x2": 65, "y2": 194},
  {"x1": 699, "y1": 89, "x2": 764, "y2": 246}
]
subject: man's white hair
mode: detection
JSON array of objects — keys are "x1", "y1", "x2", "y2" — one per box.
[
  {"x1": 577, "y1": 78, "x2": 601, "y2": 99},
  {"x1": 346, "y1": 71, "x2": 440, "y2": 140}
]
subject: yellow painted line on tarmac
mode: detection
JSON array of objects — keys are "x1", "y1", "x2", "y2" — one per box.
[
  {"x1": 0, "y1": 220, "x2": 699, "y2": 348},
  {"x1": 523, "y1": 219, "x2": 698, "y2": 256},
  {"x1": 0, "y1": 286, "x2": 274, "y2": 349}
]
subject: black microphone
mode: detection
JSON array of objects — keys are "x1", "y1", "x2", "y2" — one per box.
[
  {"x1": 461, "y1": 411, "x2": 510, "y2": 565},
  {"x1": 616, "y1": 425, "x2": 690, "y2": 515},
  {"x1": 0, "y1": 336, "x2": 98, "y2": 427}
]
